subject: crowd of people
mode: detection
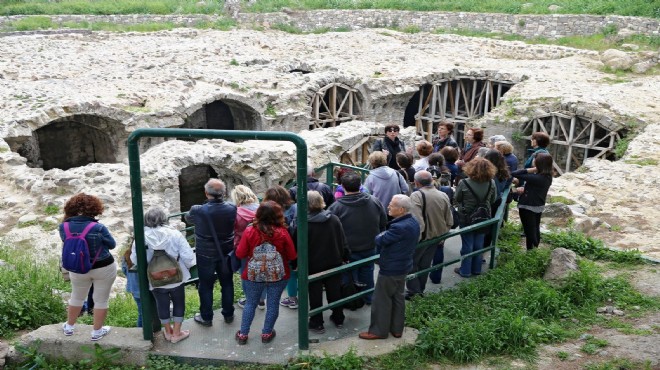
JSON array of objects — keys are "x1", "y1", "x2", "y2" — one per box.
[{"x1": 58, "y1": 123, "x2": 553, "y2": 344}]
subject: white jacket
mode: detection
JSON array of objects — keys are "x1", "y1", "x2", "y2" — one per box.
[{"x1": 130, "y1": 226, "x2": 196, "y2": 290}]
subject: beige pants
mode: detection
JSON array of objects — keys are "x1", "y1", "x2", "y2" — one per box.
[{"x1": 68, "y1": 262, "x2": 117, "y2": 309}]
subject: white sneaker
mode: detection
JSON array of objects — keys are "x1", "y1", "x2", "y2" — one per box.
[
  {"x1": 91, "y1": 326, "x2": 111, "y2": 341},
  {"x1": 62, "y1": 323, "x2": 74, "y2": 336}
]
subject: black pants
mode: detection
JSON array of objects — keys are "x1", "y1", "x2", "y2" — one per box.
[
  {"x1": 519, "y1": 208, "x2": 542, "y2": 250},
  {"x1": 309, "y1": 273, "x2": 344, "y2": 327},
  {"x1": 152, "y1": 284, "x2": 186, "y2": 323}
]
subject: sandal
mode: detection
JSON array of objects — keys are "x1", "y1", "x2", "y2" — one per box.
[
  {"x1": 170, "y1": 330, "x2": 190, "y2": 344},
  {"x1": 163, "y1": 331, "x2": 172, "y2": 342}
]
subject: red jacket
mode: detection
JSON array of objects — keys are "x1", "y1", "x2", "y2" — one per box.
[
  {"x1": 233, "y1": 206, "x2": 256, "y2": 249},
  {"x1": 236, "y1": 225, "x2": 297, "y2": 281}
]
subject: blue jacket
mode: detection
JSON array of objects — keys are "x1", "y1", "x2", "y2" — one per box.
[
  {"x1": 59, "y1": 216, "x2": 116, "y2": 266},
  {"x1": 375, "y1": 213, "x2": 420, "y2": 276},
  {"x1": 524, "y1": 147, "x2": 549, "y2": 169},
  {"x1": 185, "y1": 199, "x2": 237, "y2": 257}
]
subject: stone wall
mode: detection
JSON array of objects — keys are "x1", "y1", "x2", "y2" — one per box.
[{"x1": 1, "y1": 11, "x2": 658, "y2": 39}]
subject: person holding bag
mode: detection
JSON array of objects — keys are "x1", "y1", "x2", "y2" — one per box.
[
  {"x1": 130, "y1": 206, "x2": 196, "y2": 343},
  {"x1": 235, "y1": 201, "x2": 297, "y2": 345}
]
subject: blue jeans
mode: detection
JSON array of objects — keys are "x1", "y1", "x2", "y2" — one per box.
[
  {"x1": 349, "y1": 249, "x2": 376, "y2": 304},
  {"x1": 239, "y1": 259, "x2": 266, "y2": 301},
  {"x1": 196, "y1": 252, "x2": 235, "y2": 321},
  {"x1": 152, "y1": 285, "x2": 186, "y2": 323},
  {"x1": 239, "y1": 279, "x2": 288, "y2": 335},
  {"x1": 429, "y1": 242, "x2": 445, "y2": 284},
  {"x1": 459, "y1": 232, "x2": 485, "y2": 277}
]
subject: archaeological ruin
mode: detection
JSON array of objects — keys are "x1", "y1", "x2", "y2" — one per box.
[{"x1": 0, "y1": 11, "x2": 659, "y2": 265}]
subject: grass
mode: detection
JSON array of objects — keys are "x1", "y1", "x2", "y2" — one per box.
[
  {"x1": 548, "y1": 195, "x2": 575, "y2": 205},
  {"x1": 1, "y1": 0, "x2": 657, "y2": 19},
  {"x1": 543, "y1": 229, "x2": 644, "y2": 264},
  {"x1": 4, "y1": 17, "x2": 236, "y2": 33},
  {"x1": 4, "y1": 223, "x2": 660, "y2": 369},
  {"x1": 624, "y1": 158, "x2": 659, "y2": 166}
]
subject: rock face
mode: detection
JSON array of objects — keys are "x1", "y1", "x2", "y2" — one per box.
[
  {"x1": 0, "y1": 27, "x2": 659, "y2": 263},
  {"x1": 601, "y1": 49, "x2": 634, "y2": 70},
  {"x1": 543, "y1": 248, "x2": 579, "y2": 285}
]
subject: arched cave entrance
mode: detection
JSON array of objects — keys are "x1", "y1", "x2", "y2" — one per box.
[
  {"x1": 521, "y1": 113, "x2": 622, "y2": 175},
  {"x1": 310, "y1": 83, "x2": 363, "y2": 130},
  {"x1": 183, "y1": 99, "x2": 261, "y2": 135},
  {"x1": 405, "y1": 78, "x2": 515, "y2": 145},
  {"x1": 13, "y1": 115, "x2": 121, "y2": 170},
  {"x1": 179, "y1": 165, "x2": 219, "y2": 214}
]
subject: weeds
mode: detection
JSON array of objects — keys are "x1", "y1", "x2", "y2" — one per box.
[
  {"x1": 265, "y1": 103, "x2": 277, "y2": 116},
  {"x1": 543, "y1": 230, "x2": 643, "y2": 264},
  {"x1": 44, "y1": 204, "x2": 60, "y2": 215},
  {"x1": 581, "y1": 337, "x2": 609, "y2": 354},
  {"x1": 548, "y1": 195, "x2": 575, "y2": 205}
]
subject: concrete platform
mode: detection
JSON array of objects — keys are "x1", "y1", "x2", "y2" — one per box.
[{"x1": 15, "y1": 234, "x2": 493, "y2": 367}]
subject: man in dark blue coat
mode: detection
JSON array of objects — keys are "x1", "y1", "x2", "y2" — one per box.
[
  {"x1": 359, "y1": 194, "x2": 420, "y2": 340},
  {"x1": 185, "y1": 179, "x2": 237, "y2": 326}
]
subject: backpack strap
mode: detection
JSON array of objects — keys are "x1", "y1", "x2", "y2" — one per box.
[
  {"x1": 201, "y1": 206, "x2": 230, "y2": 272},
  {"x1": 418, "y1": 190, "x2": 428, "y2": 240}
]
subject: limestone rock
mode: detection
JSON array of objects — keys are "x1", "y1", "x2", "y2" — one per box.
[
  {"x1": 578, "y1": 193, "x2": 597, "y2": 207},
  {"x1": 620, "y1": 44, "x2": 639, "y2": 51},
  {"x1": 573, "y1": 215, "x2": 603, "y2": 235},
  {"x1": 632, "y1": 61, "x2": 654, "y2": 74},
  {"x1": 601, "y1": 49, "x2": 634, "y2": 70},
  {"x1": 543, "y1": 247, "x2": 578, "y2": 286},
  {"x1": 543, "y1": 203, "x2": 572, "y2": 218},
  {"x1": 547, "y1": 5, "x2": 561, "y2": 12}
]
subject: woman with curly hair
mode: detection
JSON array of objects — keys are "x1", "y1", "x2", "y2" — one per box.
[
  {"x1": 60, "y1": 193, "x2": 116, "y2": 341},
  {"x1": 235, "y1": 201, "x2": 297, "y2": 345},
  {"x1": 454, "y1": 158, "x2": 496, "y2": 277}
]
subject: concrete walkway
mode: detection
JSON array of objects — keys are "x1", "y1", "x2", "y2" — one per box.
[{"x1": 17, "y1": 234, "x2": 494, "y2": 367}]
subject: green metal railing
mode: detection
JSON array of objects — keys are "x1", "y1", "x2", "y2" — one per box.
[
  {"x1": 304, "y1": 187, "x2": 511, "y2": 319},
  {"x1": 127, "y1": 128, "x2": 309, "y2": 342}
]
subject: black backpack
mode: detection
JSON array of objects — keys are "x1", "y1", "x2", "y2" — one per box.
[{"x1": 461, "y1": 181, "x2": 492, "y2": 226}]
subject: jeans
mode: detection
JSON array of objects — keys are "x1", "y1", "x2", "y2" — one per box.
[
  {"x1": 349, "y1": 249, "x2": 376, "y2": 304},
  {"x1": 240, "y1": 259, "x2": 266, "y2": 302},
  {"x1": 519, "y1": 208, "x2": 542, "y2": 250},
  {"x1": 286, "y1": 270, "x2": 298, "y2": 298},
  {"x1": 459, "y1": 232, "x2": 485, "y2": 277},
  {"x1": 429, "y1": 242, "x2": 445, "y2": 284},
  {"x1": 152, "y1": 285, "x2": 186, "y2": 323},
  {"x1": 239, "y1": 279, "x2": 288, "y2": 335},
  {"x1": 196, "y1": 252, "x2": 235, "y2": 321}
]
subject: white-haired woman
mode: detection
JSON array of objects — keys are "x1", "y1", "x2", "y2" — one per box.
[{"x1": 131, "y1": 206, "x2": 196, "y2": 343}]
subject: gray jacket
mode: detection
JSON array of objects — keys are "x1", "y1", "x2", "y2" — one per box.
[
  {"x1": 364, "y1": 166, "x2": 409, "y2": 210},
  {"x1": 327, "y1": 192, "x2": 387, "y2": 252}
]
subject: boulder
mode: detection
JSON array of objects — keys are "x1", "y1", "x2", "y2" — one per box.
[
  {"x1": 632, "y1": 61, "x2": 654, "y2": 74},
  {"x1": 601, "y1": 49, "x2": 634, "y2": 70},
  {"x1": 543, "y1": 247, "x2": 579, "y2": 285},
  {"x1": 543, "y1": 203, "x2": 572, "y2": 218},
  {"x1": 573, "y1": 215, "x2": 603, "y2": 235}
]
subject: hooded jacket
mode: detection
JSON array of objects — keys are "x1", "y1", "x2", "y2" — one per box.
[
  {"x1": 130, "y1": 226, "x2": 196, "y2": 290},
  {"x1": 376, "y1": 213, "x2": 420, "y2": 276},
  {"x1": 295, "y1": 210, "x2": 349, "y2": 274},
  {"x1": 234, "y1": 204, "x2": 258, "y2": 249},
  {"x1": 327, "y1": 192, "x2": 387, "y2": 253},
  {"x1": 363, "y1": 166, "x2": 409, "y2": 211}
]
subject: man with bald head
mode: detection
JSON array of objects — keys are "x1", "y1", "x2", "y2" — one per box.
[
  {"x1": 185, "y1": 178, "x2": 237, "y2": 326},
  {"x1": 406, "y1": 170, "x2": 453, "y2": 299}
]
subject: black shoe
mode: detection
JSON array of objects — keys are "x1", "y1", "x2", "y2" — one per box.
[
  {"x1": 224, "y1": 315, "x2": 234, "y2": 324},
  {"x1": 309, "y1": 325, "x2": 325, "y2": 334},
  {"x1": 194, "y1": 313, "x2": 213, "y2": 327}
]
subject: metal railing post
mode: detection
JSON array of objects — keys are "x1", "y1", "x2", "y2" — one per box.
[{"x1": 127, "y1": 128, "x2": 308, "y2": 343}]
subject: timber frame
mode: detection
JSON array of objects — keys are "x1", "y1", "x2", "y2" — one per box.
[
  {"x1": 521, "y1": 112, "x2": 622, "y2": 175},
  {"x1": 310, "y1": 82, "x2": 362, "y2": 130},
  {"x1": 413, "y1": 77, "x2": 515, "y2": 143},
  {"x1": 339, "y1": 135, "x2": 376, "y2": 166}
]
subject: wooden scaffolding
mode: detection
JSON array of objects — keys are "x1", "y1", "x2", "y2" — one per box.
[
  {"x1": 310, "y1": 82, "x2": 362, "y2": 130},
  {"x1": 521, "y1": 113, "x2": 621, "y2": 175},
  {"x1": 339, "y1": 135, "x2": 375, "y2": 167},
  {"x1": 414, "y1": 77, "x2": 515, "y2": 143}
]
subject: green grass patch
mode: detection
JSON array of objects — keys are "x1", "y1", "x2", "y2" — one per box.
[
  {"x1": 9, "y1": 15, "x2": 53, "y2": 31},
  {"x1": 543, "y1": 230, "x2": 643, "y2": 264},
  {"x1": 0, "y1": 242, "x2": 68, "y2": 338},
  {"x1": 548, "y1": 195, "x2": 575, "y2": 205},
  {"x1": 624, "y1": 158, "x2": 659, "y2": 166},
  {"x1": 271, "y1": 22, "x2": 303, "y2": 34},
  {"x1": 0, "y1": 0, "x2": 224, "y2": 16},
  {"x1": 44, "y1": 204, "x2": 60, "y2": 216},
  {"x1": 580, "y1": 337, "x2": 608, "y2": 354}
]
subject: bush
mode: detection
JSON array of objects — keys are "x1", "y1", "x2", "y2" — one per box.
[
  {"x1": 543, "y1": 230, "x2": 643, "y2": 264},
  {"x1": 0, "y1": 243, "x2": 68, "y2": 337}
]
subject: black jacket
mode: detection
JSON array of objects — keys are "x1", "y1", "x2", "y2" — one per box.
[
  {"x1": 293, "y1": 210, "x2": 348, "y2": 274},
  {"x1": 185, "y1": 199, "x2": 237, "y2": 256},
  {"x1": 327, "y1": 192, "x2": 387, "y2": 253},
  {"x1": 512, "y1": 170, "x2": 553, "y2": 208}
]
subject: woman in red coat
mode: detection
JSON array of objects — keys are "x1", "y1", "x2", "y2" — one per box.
[{"x1": 235, "y1": 201, "x2": 297, "y2": 345}]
